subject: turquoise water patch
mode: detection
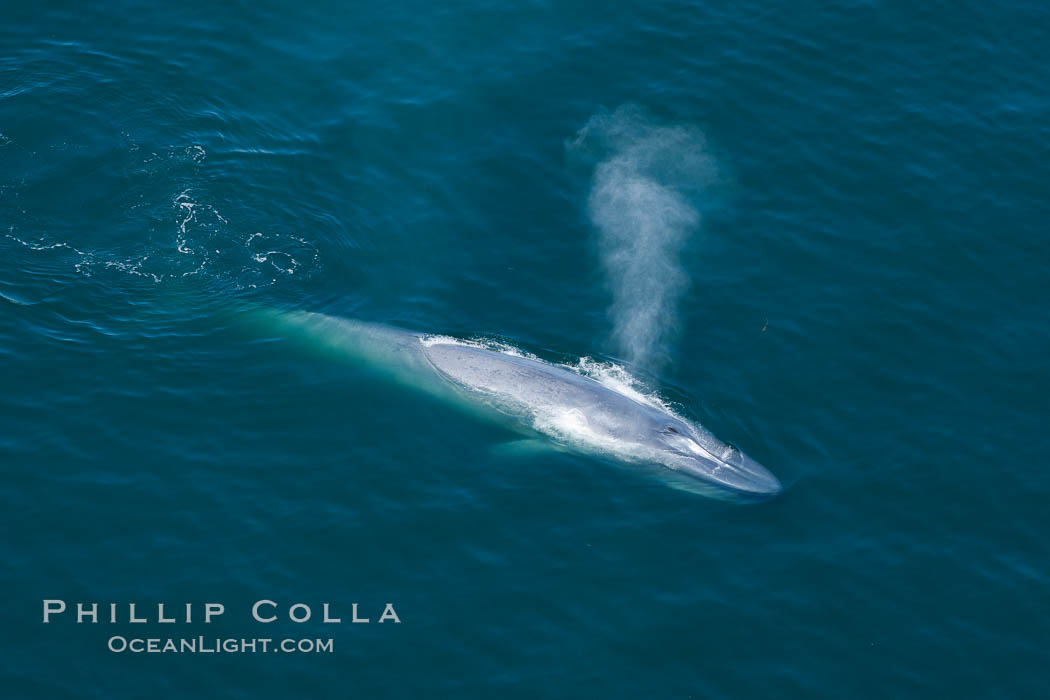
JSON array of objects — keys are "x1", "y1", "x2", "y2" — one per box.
[{"x1": 1, "y1": 1, "x2": 1048, "y2": 697}]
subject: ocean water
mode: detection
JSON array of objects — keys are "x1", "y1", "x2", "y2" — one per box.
[{"x1": 2, "y1": 1, "x2": 1048, "y2": 697}]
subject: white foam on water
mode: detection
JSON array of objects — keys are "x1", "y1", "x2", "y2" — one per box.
[
  {"x1": 7, "y1": 182, "x2": 319, "y2": 289},
  {"x1": 6, "y1": 141, "x2": 319, "y2": 290},
  {"x1": 572, "y1": 355, "x2": 669, "y2": 410},
  {"x1": 420, "y1": 334, "x2": 537, "y2": 360},
  {"x1": 5, "y1": 232, "x2": 86, "y2": 253}
]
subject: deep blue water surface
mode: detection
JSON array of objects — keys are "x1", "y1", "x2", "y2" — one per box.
[{"x1": 2, "y1": 2, "x2": 1048, "y2": 697}]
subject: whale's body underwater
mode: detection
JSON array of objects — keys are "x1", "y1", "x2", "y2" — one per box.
[{"x1": 259, "y1": 309, "x2": 781, "y2": 499}]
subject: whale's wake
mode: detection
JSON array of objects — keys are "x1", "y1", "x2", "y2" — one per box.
[{"x1": 571, "y1": 106, "x2": 716, "y2": 372}]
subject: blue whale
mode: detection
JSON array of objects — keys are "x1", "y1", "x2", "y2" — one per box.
[{"x1": 258, "y1": 309, "x2": 781, "y2": 499}]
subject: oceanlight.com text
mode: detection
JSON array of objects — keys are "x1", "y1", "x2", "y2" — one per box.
[{"x1": 107, "y1": 636, "x2": 334, "y2": 654}]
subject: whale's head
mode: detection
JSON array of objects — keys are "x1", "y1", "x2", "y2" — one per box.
[
  {"x1": 649, "y1": 415, "x2": 782, "y2": 498},
  {"x1": 532, "y1": 397, "x2": 782, "y2": 499}
]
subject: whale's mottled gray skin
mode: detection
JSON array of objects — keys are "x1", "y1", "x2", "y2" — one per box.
[{"x1": 259, "y1": 309, "x2": 781, "y2": 498}]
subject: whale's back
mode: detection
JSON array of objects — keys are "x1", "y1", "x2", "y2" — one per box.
[
  {"x1": 424, "y1": 342, "x2": 602, "y2": 406},
  {"x1": 421, "y1": 341, "x2": 669, "y2": 440}
]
